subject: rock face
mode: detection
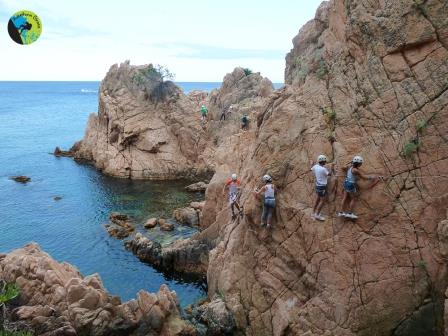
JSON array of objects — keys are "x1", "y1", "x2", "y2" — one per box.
[
  {"x1": 196, "y1": 1, "x2": 448, "y2": 335},
  {"x1": 0, "y1": 243, "x2": 195, "y2": 336},
  {"x1": 72, "y1": 61, "x2": 209, "y2": 179}
]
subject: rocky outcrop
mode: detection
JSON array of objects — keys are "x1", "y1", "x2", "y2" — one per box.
[
  {"x1": 0, "y1": 243, "x2": 195, "y2": 336},
  {"x1": 104, "y1": 212, "x2": 135, "y2": 239},
  {"x1": 10, "y1": 176, "x2": 31, "y2": 184},
  {"x1": 125, "y1": 234, "x2": 210, "y2": 277},
  {"x1": 208, "y1": 67, "x2": 273, "y2": 111},
  {"x1": 71, "y1": 62, "x2": 273, "y2": 180},
  {"x1": 185, "y1": 182, "x2": 208, "y2": 193},
  {"x1": 71, "y1": 61, "x2": 210, "y2": 179}
]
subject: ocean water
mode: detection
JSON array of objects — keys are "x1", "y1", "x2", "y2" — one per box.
[{"x1": 0, "y1": 81, "x2": 225, "y2": 306}]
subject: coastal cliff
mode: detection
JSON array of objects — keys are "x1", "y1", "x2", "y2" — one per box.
[
  {"x1": 62, "y1": 0, "x2": 448, "y2": 334},
  {"x1": 72, "y1": 63, "x2": 272, "y2": 179}
]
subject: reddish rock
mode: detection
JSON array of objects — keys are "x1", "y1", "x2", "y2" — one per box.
[{"x1": 0, "y1": 243, "x2": 195, "y2": 336}]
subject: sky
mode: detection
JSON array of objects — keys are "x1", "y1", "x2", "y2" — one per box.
[{"x1": 0, "y1": 0, "x2": 323, "y2": 82}]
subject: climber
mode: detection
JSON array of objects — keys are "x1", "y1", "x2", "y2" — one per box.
[
  {"x1": 311, "y1": 155, "x2": 335, "y2": 221},
  {"x1": 223, "y1": 173, "x2": 244, "y2": 220},
  {"x1": 338, "y1": 155, "x2": 382, "y2": 219},
  {"x1": 200, "y1": 105, "x2": 208, "y2": 124},
  {"x1": 220, "y1": 106, "x2": 228, "y2": 121},
  {"x1": 241, "y1": 113, "x2": 250, "y2": 131},
  {"x1": 253, "y1": 175, "x2": 276, "y2": 229}
]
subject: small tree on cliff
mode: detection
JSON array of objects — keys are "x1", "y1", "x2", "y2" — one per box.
[{"x1": 133, "y1": 64, "x2": 177, "y2": 104}]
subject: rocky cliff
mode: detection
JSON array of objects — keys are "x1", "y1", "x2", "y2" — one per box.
[
  {"x1": 66, "y1": 0, "x2": 448, "y2": 335},
  {"x1": 72, "y1": 63, "x2": 272, "y2": 179},
  {"x1": 198, "y1": 0, "x2": 448, "y2": 335}
]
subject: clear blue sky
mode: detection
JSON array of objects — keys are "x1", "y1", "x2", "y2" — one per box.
[{"x1": 0, "y1": 0, "x2": 323, "y2": 82}]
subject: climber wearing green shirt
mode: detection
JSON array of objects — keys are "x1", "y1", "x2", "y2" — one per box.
[{"x1": 200, "y1": 105, "x2": 208, "y2": 124}]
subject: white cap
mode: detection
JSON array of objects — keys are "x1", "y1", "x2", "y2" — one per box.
[
  {"x1": 352, "y1": 155, "x2": 363, "y2": 163},
  {"x1": 231, "y1": 173, "x2": 237, "y2": 180}
]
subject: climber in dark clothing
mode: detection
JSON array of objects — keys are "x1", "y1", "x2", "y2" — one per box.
[
  {"x1": 241, "y1": 114, "x2": 249, "y2": 131},
  {"x1": 220, "y1": 106, "x2": 228, "y2": 121}
]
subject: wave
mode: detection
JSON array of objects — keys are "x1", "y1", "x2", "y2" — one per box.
[{"x1": 80, "y1": 89, "x2": 97, "y2": 93}]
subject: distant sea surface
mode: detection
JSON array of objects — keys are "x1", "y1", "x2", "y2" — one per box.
[{"x1": 0, "y1": 81, "x2": 251, "y2": 305}]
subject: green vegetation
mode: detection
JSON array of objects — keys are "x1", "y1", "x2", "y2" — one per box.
[
  {"x1": 1, "y1": 282, "x2": 23, "y2": 334},
  {"x1": 0, "y1": 283, "x2": 19, "y2": 305},
  {"x1": 316, "y1": 59, "x2": 329, "y2": 79},
  {"x1": 297, "y1": 66, "x2": 310, "y2": 80},
  {"x1": 416, "y1": 119, "x2": 428, "y2": 134},
  {"x1": 322, "y1": 107, "x2": 336, "y2": 121},
  {"x1": 243, "y1": 68, "x2": 253, "y2": 76},
  {"x1": 416, "y1": 260, "x2": 427, "y2": 270},
  {"x1": 402, "y1": 139, "x2": 421, "y2": 158},
  {"x1": 133, "y1": 64, "x2": 177, "y2": 104},
  {"x1": 413, "y1": 0, "x2": 427, "y2": 16}
]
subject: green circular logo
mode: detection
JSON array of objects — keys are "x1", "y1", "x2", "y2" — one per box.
[{"x1": 7, "y1": 10, "x2": 42, "y2": 45}]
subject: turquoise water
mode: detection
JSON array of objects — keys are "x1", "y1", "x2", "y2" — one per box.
[{"x1": 0, "y1": 81, "x2": 218, "y2": 305}]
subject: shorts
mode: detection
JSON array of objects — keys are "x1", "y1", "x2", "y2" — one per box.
[
  {"x1": 343, "y1": 180, "x2": 357, "y2": 193},
  {"x1": 262, "y1": 198, "x2": 276, "y2": 223},
  {"x1": 315, "y1": 185, "x2": 327, "y2": 197},
  {"x1": 229, "y1": 193, "x2": 238, "y2": 204}
]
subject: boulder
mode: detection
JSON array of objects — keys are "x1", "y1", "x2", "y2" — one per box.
[
  {"x1": 125, "y1": 235, "x2": 210, "y2": 276},
  {"x1": 10, "y1": 176, "x2": 30, "y2": 183},
  {"x1": 159, "y1": 219, "x2": 174, "y2": 232},
  {"x1": 109, "y1": 212, "x2": 129, "y2": 223},
  {"x1": 173, "y1": 207, "x2": 199, "y2": 226},
  {"x1": 53, "y1": 147, "x2": 74, "y2": 157},
  {"x1": 185, "y1": 182, "x2": 208, "y2": 192},
  {"x1": 144, "y1": 218, "x2": 158, "y2": 229},
  {"x1": 190, "y1": 201, "x2": 205, "y2": 211},
  {"x1": 195, "y1": 297, "x2": 236, "y2": 336},
  {"x1": 105, "y1": 212, "x2": 134, "y2": 239}
]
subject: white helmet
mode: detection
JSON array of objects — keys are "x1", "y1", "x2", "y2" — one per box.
[
  {"x1": 352, "y1": 155, "x2": 363, "y2": 163},
  {"x1": 317, "y1": 154, "x2": 327, "y2": 163},
  {"x1": 201, "y1": 105, "x2": 205, "y2": 108},
  {"x1": 231, "y1": 173, "x2": 237, "y2": 181},
  {"x1": 263, "y1": 174, "x2": 272, "y2": 182}
]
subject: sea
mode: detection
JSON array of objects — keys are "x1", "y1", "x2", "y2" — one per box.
[
  {"x1": 0, "y1": 81, "x2": 220, "y2": 306},
  {"x1": 0, "y1": 81, "x2": 282, "y2": 306}
]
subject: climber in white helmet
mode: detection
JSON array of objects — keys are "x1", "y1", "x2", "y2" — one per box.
[
  {"x1": 223, "y1": 173, "x2": 243, "y2": 220},
  {"x1": 338, "y1": 155, "x2": 382, "y2": 219},
  {"x1": 311, "y1": 154, "x2": 335, "y2": 221},
  {"x1": 253, "y1": 174, "x2": 276, "y2": 229}
]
